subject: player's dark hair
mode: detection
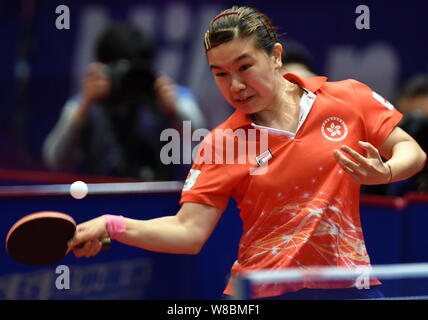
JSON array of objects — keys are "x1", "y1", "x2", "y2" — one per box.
[{"x1": 204, "y1": 6, "x2": 278, "y2": 55}]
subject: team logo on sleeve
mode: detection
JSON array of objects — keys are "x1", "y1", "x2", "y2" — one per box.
[
  {"x1": 321, "y1": 117, "x2": 348, "y2": 141},
  {"x1": 372, "y1": 91, "x2": 394, "y2": 110},
  {"x1": 182, "y1": 169, "x2": 201, "y2": 191}
]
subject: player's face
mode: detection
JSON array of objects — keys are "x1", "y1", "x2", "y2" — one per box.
[{"x1": 207, "y1": 37, "x2": 282, "y2": 114}]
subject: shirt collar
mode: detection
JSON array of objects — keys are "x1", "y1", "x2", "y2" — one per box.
[
  {"x1": 225, "y1": 73, "x2": 328, "y2": 130},
  {"x1": 283, "y1": 72, "x2": 327, "y2": 93}
]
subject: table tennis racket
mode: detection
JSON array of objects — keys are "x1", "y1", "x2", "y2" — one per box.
[{"x1": 5, "y1": 211, "x2": 110, "y2": 266}]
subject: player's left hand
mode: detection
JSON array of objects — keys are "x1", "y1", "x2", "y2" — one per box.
[{"x1": 333, "y1": 141, "x2": 390, "y2": 185}]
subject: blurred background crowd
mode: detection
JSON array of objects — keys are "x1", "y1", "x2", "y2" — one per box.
[{"x1": 0, "y1": 0, "x2": 427, "y2": 195}]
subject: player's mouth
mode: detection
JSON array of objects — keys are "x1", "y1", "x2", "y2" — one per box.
[{"x1": 235, "y1": 95, "x2": 255, "y2": 104}]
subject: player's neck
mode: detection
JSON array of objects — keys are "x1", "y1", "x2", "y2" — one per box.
[{"x1": 252, "y1": 80, "x2": 303, "y2": 132}]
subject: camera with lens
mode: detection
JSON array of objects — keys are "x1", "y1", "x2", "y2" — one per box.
[{"x1": 104, "y1": 59, "x2": 156, "y2": 104}]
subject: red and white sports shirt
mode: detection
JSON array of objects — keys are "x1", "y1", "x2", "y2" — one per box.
[{"x1": 180, "y1": 73, "x2": 403, "y2": 298}]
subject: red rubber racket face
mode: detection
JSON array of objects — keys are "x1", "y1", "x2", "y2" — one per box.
[{"x1": 6, "y1": 212, "x2": 77, "y2": 266}]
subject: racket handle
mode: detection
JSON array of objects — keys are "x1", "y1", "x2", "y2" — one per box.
[
  {"x1": 75, "y1": 237, "x2": 111, "y2": 250},
  {"x1": 100, "y1": 237, "x2": 111, "y2": 250}
]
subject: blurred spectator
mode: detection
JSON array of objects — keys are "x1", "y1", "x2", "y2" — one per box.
[
  {"x1": 43, "y1": 22, "x2": 206, "y2": 180},
  {"x1": 362, "y1": 74, "x2": 428, "y2": 195},
  {"x1": 389, "y1": 74, "x2": 428, "y2": 194},
  {"x1": 396, "y1": 74, "x2": 428, "y2": 116},
  {"x1": 281, "y1": 42, "x2": 316, "y2": 78}
]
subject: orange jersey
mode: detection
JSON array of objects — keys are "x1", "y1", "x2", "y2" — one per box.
[{"x1": 180, "y1": 73, "x2": 403, "y2": 298}]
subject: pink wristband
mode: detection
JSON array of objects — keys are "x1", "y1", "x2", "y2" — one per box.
[{"x1": 104, "y1": 215, "x2": 126, "y2": 240}]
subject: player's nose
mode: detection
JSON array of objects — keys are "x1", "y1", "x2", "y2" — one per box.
[{"x1": 230, "y1": 76, "x2": 246, "y2": 93}]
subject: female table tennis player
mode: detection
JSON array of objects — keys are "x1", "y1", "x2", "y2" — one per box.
[{"x1": 68, "y1": 6, "x2": 426, "y2": 299}]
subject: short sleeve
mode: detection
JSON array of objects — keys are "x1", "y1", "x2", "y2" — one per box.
[
  {"x1": 350, "y1": 80, "x2": 403, "y2": 147},
  {"x1": 179, "y1": 132, "x2": 235, "y2": 212}
]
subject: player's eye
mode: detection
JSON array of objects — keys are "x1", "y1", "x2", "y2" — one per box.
[
  {"x1": 239, "y1": 64, "x2": 251, "y2": 72},
  {"x1": 215, "y1": 72, "x2": 228, "y2": 78}
]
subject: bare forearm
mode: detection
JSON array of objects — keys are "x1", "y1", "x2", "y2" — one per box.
[
  {"x1": 69, "y1": 203, "x2": 222, "y2": 259},
  {"x1": 386, "y1": 141, "x2": 426, "y2": 182},
  {"x1": 43, "y1": 102, "x2": 85, "y2": 170},
  {"x1": 73, "y1": 98, "x2": 93, "y2": 123},
  {"x1": 118, "y1": 216, "x2": 202, "y2": 254}
]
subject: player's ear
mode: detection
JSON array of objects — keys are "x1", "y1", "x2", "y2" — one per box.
[{"x1": 272, "y1": 43, "x2": 283, "y2": 70}]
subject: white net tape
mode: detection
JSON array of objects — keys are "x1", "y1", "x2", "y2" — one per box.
[
  {"x1": 0, "y1": 181, "x2": 184, "y2": 196},
  {"x1": 244, "y1": 263, "x2": 428, "y2": 284},
  {"x1": 233, "y1": 262, "x2": 428, "y2": 299}
]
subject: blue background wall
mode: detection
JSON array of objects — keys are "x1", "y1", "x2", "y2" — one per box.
[{"x1": 0, "y1": 0, "x2": 427, "y2": 172}]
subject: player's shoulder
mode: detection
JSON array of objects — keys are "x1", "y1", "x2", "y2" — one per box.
[
  {"x1": 320, "y1": 78, "x2": 379, "y2": 109},
  {"x1": 322, "y1": 78, "x2": 370, "y2": 95},
  {"x1": 322, "y1": 78, "x2": 396, "y2": 112},
  {"x1": 197, "y1": 112, "x2": 250, "y2": 150}
]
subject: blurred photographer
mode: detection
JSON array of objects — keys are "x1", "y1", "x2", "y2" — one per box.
[{"x1": 43, "y1": 22, "x2": 205, "y2": 180}]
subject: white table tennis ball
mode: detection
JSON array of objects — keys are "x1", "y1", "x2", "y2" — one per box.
[{"x1": 70, "y1": 181, "x2": 88, "y2": 199}]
